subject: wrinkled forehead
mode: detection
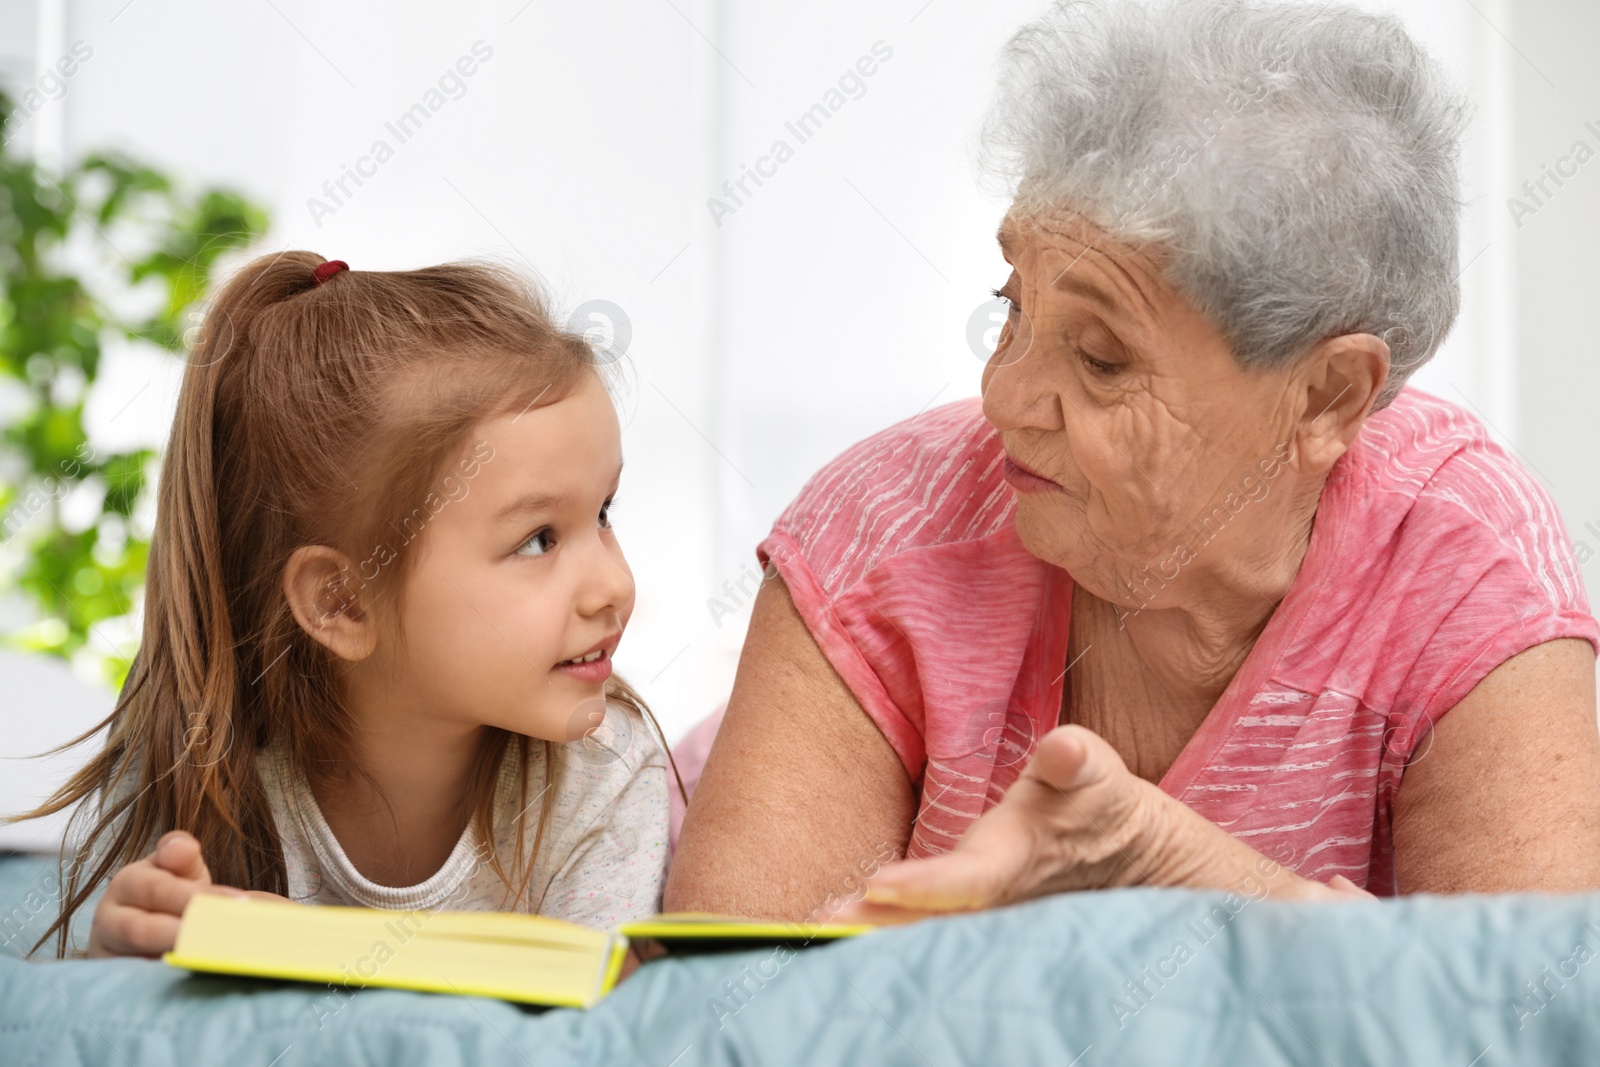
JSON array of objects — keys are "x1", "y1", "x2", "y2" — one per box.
[
  {"x1": 997, "y1": 211, "x2": 1176, "y2": 329},
  {"x1": 998, "y1": 211, "x2": 1168, "y2": 276}
]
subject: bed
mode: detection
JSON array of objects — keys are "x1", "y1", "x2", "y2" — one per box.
[{"x1": 3, "y1": 852, "x2": 1597, "y2": 1065}]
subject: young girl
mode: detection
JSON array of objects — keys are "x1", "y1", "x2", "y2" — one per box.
[{"x1": 20, "y1": 252, "x2": 679, "y2": 958}]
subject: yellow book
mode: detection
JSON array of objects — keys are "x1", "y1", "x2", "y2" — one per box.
[{"x1": 165, "y1": 895, "x2": 874, "y2": 1008}]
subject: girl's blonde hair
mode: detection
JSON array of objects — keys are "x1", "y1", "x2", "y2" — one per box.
[{"x1": 19, "y1": 251, "x2": 676, "y2": 956}]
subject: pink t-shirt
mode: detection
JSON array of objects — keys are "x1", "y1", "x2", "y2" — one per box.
[{"x1": 755, "y1": 387, "x2": 1599, "y2": 895}]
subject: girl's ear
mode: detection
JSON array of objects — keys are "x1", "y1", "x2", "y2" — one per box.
[{"x1": 282, "y1": 545, "x2": 378, "y2": 661}]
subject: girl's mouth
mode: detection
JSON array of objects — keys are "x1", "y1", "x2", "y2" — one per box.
[{"x1": 554, "y1": 645, "x2": 614, "y2": 683}]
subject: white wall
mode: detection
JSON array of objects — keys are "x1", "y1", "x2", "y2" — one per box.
[
  {"x1": 1, "y1": 0, "x2": 1594, "y2": 849},
  {"x1": 1504, "y1": 1, "x2": 1600, "y2": 604}
]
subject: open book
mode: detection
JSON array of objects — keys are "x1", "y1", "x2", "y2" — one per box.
[{"x1": 165, "y1": 894, "x2": 874, "y2": 1008}]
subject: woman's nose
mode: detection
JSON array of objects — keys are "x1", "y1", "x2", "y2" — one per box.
[{"x1": 982, "y1": 332, "x2": 1063, "y2": 433}]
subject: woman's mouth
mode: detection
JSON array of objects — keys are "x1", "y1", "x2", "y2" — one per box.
[{"x1": 1002, "y1": 454, "x2": 1061, "y2": 494}]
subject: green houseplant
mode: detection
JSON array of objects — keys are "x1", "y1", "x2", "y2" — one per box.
[{"x1": 0, "y1": 89, "x2": 269, "y2": 689}]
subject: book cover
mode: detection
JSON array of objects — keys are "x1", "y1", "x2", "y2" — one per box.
[{"x1": 165, "y1": 895, "x2": 873, "y2": 1007}]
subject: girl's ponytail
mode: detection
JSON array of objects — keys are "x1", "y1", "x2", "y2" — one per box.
[
  {"x1": 150, "y1": 254, "x2": 339, "y2": 856},
  {"x1": 17, "y1": 253, "x2": 331, "y2": 955}
]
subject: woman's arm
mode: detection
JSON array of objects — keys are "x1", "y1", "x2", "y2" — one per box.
[
  {"x1": 1393, "y1": 636, "x2": 1600, "y2": 892},
  {"x1": 832, "y1": 720, "x2": 1362, "y2": 925},
  {"x1": 836, "y1": 637, "x2": 1600, "y2": 921},
  {"x1": 662, "y1": 575, "x2": 915, "y2": 920}
]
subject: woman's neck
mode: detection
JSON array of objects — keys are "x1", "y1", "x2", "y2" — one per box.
[
  {"x1": 1107, "y1": 474, "x2": 1323, "y2": 707},
  {"x1": 309, "y1": 706, "x2": 488, "y2": 888}
]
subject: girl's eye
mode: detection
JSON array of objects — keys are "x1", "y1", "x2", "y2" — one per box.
[
  {"x1": 517, "y1": 528, "x2": 555, "y2": 557},
  {"x1": 598, "y1": 496, "x2": 616, "y2": 530}
]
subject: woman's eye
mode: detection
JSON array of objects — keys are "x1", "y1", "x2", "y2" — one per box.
[
  {"x1": 517, "y1": 528, "x2": 555, "y2": 557},
  {"x1": 1081, "y1": 352, "x2": 1122, "y2": 376},
  {"x1": 990, "y1": 286, "x2": 1020, "y2": 316},
  {"x1": 598, "y1": 496, "x2": 616, "y2": 530}
]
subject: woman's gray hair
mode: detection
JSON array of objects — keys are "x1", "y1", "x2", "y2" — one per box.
[{"x1": 981, "y1": 0, "x2": 1472, "y2": 408}]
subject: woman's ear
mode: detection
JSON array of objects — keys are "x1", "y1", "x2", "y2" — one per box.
[
  {"x1": 282, "y1": 545, "x2": 377, "y2": 661},
  {"x1": 1291, "y1": 332, "x2": 1390, "y2": 474}
]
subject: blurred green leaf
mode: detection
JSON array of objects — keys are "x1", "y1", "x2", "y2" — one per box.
[{"x1": 0, "y1": 88, "x2": 270, "y2": 686}]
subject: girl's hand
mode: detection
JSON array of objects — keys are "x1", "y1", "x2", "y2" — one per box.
[
  {"x1": 834, "y1": 725, "x2": 1364, "y2": 924},
  {"x1": 88, "y1": 830, "x2": 254, "y2": 958}
]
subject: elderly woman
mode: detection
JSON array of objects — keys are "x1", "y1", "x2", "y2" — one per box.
[{"x1": 664, "y1": 0, "x2": 1600, "y2": 920}]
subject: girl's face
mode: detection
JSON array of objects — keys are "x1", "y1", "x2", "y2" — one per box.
[{"x1": 381, "y1": 370, "x2": 634, "y2": 743}]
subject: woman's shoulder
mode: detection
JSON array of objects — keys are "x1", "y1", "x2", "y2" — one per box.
[
  {"x1": 765, "y1": 396, "x2": 1017, "y2": 591},
  {"x1": 1355, "y1": 386, "x2": 1505, "y2": 486},
  {"x1": 1354, "y1": 388, "x2": 1582, "y2": 602},
  {"x1": 1297, "y1": 386, "x2": 1596, "y2": 709}
]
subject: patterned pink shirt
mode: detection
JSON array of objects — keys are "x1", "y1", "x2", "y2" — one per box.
[{"x1": 755, "y1": 388, "x2": 1599, "y2": 894}]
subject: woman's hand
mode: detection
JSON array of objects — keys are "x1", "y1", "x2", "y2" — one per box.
[
  {"x1": 834, "y1": 725, "x2": 1370, "y2": 924},
  {"x1": 88, "y1": 830, "x2": 284, "y2": 958}
]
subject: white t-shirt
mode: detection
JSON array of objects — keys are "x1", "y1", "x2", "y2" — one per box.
[{"x1": 255, "y1": 701, "x2": 669, "y2": 930}]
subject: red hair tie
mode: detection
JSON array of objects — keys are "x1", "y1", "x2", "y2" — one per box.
[{"x1": 312, "y1": 260, "x2": 349, "y2": 285}]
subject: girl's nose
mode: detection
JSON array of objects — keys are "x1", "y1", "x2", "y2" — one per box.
[{"x1": 577, "y1": 540, "x2": 634, "y2": 620}]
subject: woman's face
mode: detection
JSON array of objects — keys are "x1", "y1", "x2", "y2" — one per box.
[{"x1": 981, "y1": 211, "x2": 1307, "y2": 612}]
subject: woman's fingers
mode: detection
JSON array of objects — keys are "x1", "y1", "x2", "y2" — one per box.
[
  {"x1": 1327, "y1": 874, "x2": 1377, "y2": 899},
  {"x1": 827, "y1": 896, "x2": 933, "y2": 926},
  {"x1": 861, "y1": 808, "x2": 1035, "y2": 912},
  {"x1": 1025, "y1": 725, "x2": 1120, "y2": 793},
  {"x1": 851, "y1": 724, "x2": 1157, "y2": 917}
]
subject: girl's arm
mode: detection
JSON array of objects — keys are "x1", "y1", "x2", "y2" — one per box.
[{"x1": 88, "y1": 830, "x2": 286, "y2": 957}]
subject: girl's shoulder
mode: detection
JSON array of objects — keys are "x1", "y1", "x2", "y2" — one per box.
[
  {"x1": 493, "y1": 701, "x2": 669, "y2": 917},
  {"x1": 565, "y1": 699, "x2": 664, "y2": 774},
  {"x1": 503, "y1": 700, "x2": 667, "y2": 823}
]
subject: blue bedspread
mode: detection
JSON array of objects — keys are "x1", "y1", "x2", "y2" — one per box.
[{"x1": 3, "y1": 853, "x2": 1598, "y2": 1066}]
